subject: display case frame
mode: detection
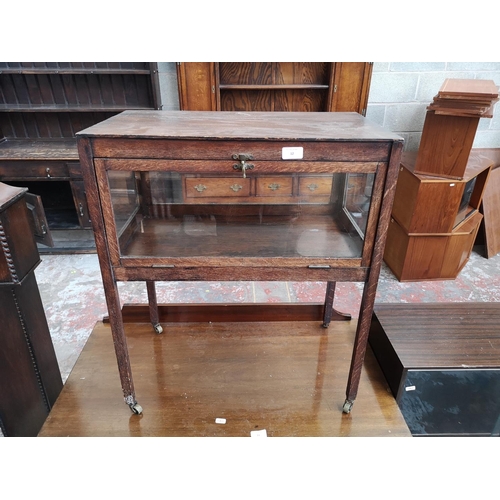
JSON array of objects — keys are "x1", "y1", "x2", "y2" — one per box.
[{"x1": 77, "y1": 110, "x2": 403, "y2": 415}]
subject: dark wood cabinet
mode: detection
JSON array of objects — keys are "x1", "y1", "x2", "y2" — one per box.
[
  {"x1": 177, "y1": 62, "x2": 372, "y2": 114},
  {"x1": 76, "y1": 110, "x2": 403, "y2": 415},
  {"x1": 0, "y1": 62, "x2": 161, "y2": 252},
  {"x1": 0, "y1": 182, "x2": 63, "y2": 436},
  {"x1": 369, "y1": 303, "x2": 500, "y2": 436}
]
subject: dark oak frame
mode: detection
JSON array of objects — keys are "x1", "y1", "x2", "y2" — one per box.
[{"x1": 77, "y1": 110, "x2": 403, "y2": 415}]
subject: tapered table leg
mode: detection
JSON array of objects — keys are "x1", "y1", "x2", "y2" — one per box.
[
  {"x1": 146, "y1": 280, "x2": 163, "y2": 334},
  {"x1": 322, "y1": 281, "x2": 352, "y2": 328}
]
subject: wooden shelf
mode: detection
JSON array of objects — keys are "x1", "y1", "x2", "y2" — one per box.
[
  {"x1": 0, "y1": 104, "x2": 155, "y2": 112},
  {"x1": 120, "y1": 214, "x2": 363, "y2": 260},
  {"x1": 0, "y1": 69, "x2": 152, "y2": 75},
  {"x1": 0, "y1": 138, "x2": 78, "y2": 160},
  {"x1": 219, "y1": 84, "x2": 330, "y2": 90},
  {"x1": 0, "y1": 62, "x2": 152, "y2": 74}
]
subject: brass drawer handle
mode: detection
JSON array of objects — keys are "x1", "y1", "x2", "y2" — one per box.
[
  {"x1": 194, "y1": 184, "x2": 207, "y2": 193},
  {"x1": 268, "y1": 183, "x2": 281, "y2": 191},
  {"x1": 307, "y1": 183, "x2": 319, "y2": 192},
  {"x1": 230, "y1": 184, "x2": 243, "y2": 192}
]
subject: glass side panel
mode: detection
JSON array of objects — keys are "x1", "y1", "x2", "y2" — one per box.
[
  {"x1": 454, "y1": 176, "x2": 477, "y2": 229},
  {"x1": 109, "y1": 171, "x2": 140, "y2": 237},
  {"x1": 107, "y1": 171, "x2": 375, "y2": 259},
  {"x1": 343, "y1": 173, "x2": 374, "y2": 238}
]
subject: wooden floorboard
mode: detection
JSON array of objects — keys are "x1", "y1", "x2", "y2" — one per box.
[{"x1": 39, "y1": 319, "x2": 411, "y2": 437}]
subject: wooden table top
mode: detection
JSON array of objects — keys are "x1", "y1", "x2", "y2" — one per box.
[
  {"x1": 76, "y1": 110, "x2": 404, "y2": 142},
  {"x1": 39, "y1": 318, "x2": 411, "y2": 437},
  {"x1": 373, "y1": 303, "x2": 500, "y2": 369}
]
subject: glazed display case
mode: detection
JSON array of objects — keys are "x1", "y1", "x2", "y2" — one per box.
[{"x1": 77, "y1": 110, "x2": 403, "y2": 414}]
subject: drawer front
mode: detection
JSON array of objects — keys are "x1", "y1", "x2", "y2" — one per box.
[
  {"x1": 93, "y1": 138, "x2": 392, "y2": 163},
  {"x1": 0, "y1": 161, "x2": 70, "y2": 180},
  {"x1": 256, "y1": 176, "x2": 293, "y2": 197},
  {"x1": 185, "y1": 177, "x2": 251, "y2": 199},
  {"x1": 298, "y1": 176, "x2": 333, "y2": 197}
]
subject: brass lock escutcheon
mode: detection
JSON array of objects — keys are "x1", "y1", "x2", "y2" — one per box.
[{"x1": 232, "y1": 153, "x2": 254, "y2": 178}]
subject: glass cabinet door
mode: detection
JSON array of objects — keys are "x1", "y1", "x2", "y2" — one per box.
[{"x1": 106, "y1": 168, "x2": 375, "y2": 260}]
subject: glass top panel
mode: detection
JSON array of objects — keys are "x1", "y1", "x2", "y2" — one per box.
[{"x1": 108, "y1": 170, "x2": 374, "y2": 259}]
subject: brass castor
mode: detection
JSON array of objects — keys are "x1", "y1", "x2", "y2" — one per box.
[
  {"x1": 342, "y1": 399, "x2": 354, "y2": 414},
  {"x1": 129, "y1": 402, "x2": 143, "y2": 415}
]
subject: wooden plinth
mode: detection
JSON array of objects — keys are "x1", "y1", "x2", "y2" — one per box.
[
  {"x1": 39, "y1": 317, "x2": 411, "y2": 437},
  {"x1": 384, "y1": 211, "x2": 482, "y2": 281}
]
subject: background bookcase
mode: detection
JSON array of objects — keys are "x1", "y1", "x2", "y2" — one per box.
[
  {"x1": 0, "y1": 62, "x2": 161, "y2": 252},
  {"x1": 177, "y1": 62, "x2": 373, "y2": 114}
]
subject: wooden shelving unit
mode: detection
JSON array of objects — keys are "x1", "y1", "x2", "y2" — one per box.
[
  {"x1": 0, "y1": 62, "x2": 161, "y2": 253},
  {"x1": 176, "y1": 62, "x2": 372, "y2": 114}
]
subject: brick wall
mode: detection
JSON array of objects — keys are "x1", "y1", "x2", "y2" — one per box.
[{"x1": 366, "y1": 62, "x2": 500, "y2": 151}]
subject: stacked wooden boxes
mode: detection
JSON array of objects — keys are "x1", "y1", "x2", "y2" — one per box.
[{"x1": 384, "y1": 79, "x2": 498, "y2": 281}]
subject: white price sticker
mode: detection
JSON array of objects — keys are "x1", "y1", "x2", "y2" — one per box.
[
  {"x1": 215, "y1": 418, "x2": 226, "y2": 424},
  {"x1": 250, "y1": 429, "x2": 267, "y2": 437},
  {"x1": 282, "y1": 147, "x2": 303, "y2": 160}
]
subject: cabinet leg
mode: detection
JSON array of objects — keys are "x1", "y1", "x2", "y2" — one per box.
[
  {"x1": 146, "y1": 281, "x2": 163, "y2": 334},
  {"x1": 103, "y1": 281, "x2": 139, "y2": 413},
  {"x1": 322, "y1": 282, "x2": 351, "y2": 328},
  {"x1": 344, "y1": 275, "x2": 379, "y2": 409}
]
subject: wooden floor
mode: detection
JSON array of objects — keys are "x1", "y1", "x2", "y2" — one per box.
[{"x1": 39, "y1": 316, "x2": 411, "y2": 437}]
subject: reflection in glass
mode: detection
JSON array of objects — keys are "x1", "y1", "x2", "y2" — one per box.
[
  {"x1": 343, "y1": 173, "x2": 374, "y2": 239},
  {"x1": 109, "y1": 171, "x2": 140, "y2": 236},
  {"x1": 107, "y1": 170, "x2": 376, "y2": 260}
]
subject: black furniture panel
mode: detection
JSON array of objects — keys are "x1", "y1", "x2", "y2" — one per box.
[
  {"x1": 369, "y1": 303, "x2": 500, "y2": 436},
  {"x1": 399, "y1": 369, "x2": 500, "y2": 436}
]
